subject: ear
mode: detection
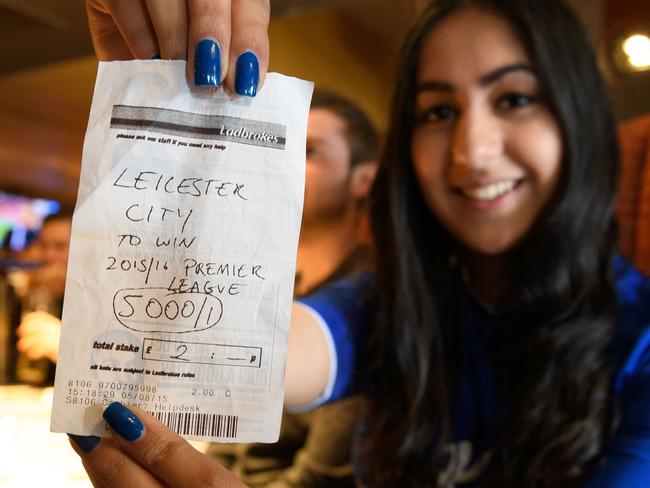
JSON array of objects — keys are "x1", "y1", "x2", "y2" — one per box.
[{"x1": 349, "y1": 160, "x2": 379, "y2": 200}]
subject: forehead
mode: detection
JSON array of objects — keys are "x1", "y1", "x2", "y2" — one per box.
[
  {"x1": 308, "y1": 108, "x2": 347, "y2": 135},
  {"x1": 416, "y1": 8, "x2": 529, "y2": 83}
]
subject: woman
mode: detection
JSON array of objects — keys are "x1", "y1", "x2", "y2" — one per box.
[{"x1": 71, "y1": 0, "x2": 650, "y2": 486}]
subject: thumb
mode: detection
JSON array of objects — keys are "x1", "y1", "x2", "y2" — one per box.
[{"x1": 103, "y1": 402, "x2": 245, "y2": 487}]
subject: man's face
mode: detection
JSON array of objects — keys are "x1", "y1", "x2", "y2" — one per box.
[
  {"x1": 38, "y1": 218, "x2": 72, "y2": 267},
  {"x1": 302, "y1": 108, "x2": 354, "y2": 227}
]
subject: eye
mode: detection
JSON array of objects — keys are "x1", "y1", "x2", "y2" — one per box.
[
  {"x1": 496, "y1": 92, "x2": 538, "y2": 110},
  {"x1": 417, "y1": 104, "x2": 458, "y2": 124}
]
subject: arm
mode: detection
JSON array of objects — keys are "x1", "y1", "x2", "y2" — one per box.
[
  {"x1": 71, "y1": 304, "x2": 333, "y2": 487},
  {"x1": 73, "y1": 277, "x2": 366, "y2": 486},
  {"x1": 582, "y1": 378, "x2": 650, "y2": 487},
  {"x1": 284, "y1": 303, "x2": 332, "y2": 409},
  {"x1": 582, "y1": 328, "x2": 650, "y2": 487}
]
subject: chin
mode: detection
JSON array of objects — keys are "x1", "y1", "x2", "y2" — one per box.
[{"x1": 456, "y1": 233, "x2": 520, "y2": 258}]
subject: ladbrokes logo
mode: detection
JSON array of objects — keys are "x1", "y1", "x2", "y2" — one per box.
[
  {"x1": 216, "y1": 124, "x2": 279, "y2": 145},
  {"x1": 111, "y1": 105, "x2": 287, "y2": 150}
]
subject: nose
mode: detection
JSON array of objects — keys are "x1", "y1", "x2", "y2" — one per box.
[{"x1": 451, "y1": 106, "x2": 503, "y2": 170}]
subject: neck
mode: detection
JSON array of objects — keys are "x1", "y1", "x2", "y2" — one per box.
[
  {"x1": 296, "y1": 210, "x2": 360, "y2": 295},
  {"x1": 463, "y1": 252, "x2": 510, "y2": 310}
]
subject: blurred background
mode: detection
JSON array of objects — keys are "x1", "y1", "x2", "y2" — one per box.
[{"x1": 0, "y1": 0, "x2": 648, "y2": 217}]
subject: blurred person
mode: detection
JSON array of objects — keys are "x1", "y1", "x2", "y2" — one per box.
[
  {"x1": 207, "y1": 89, "x2": 379, "y2": 487},
  {"x1": 0, "y1": 227, "x2": 41, "y2": 383},
  {"x1": 27, "y1": 211, "x2": 72, "y2": 299},
  {"x1": 16, "y1": 211, "x2": 72, "y2": 380}
]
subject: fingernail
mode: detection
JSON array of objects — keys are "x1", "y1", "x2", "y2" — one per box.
[
  {"x1": 194, "y1": 39, "x2": 221, "y2": 87},
  {"x1": 150, "y1": 53, "x2": 161, "y2": 60},
  {"x1": 103, "y1": 402, "x2": 144, "y2": 441},
  {"x1": 68, "y1": 434, "x2": 101, "y2": 453},
  {"x1": 235, "y1": 50, "x2": 259, "y2": 97}
]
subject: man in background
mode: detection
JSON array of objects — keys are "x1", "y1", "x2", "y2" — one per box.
[
  {"x1": 15, "y1": 211, "x2": 72, "y2": 381},
  {"x1": 208, "y1": 89, "x2": 379, "y2": 487}
]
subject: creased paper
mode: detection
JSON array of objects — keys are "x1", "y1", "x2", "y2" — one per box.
[{"x1": 50, "y1": 60, "x2": 313, "y2": 442}]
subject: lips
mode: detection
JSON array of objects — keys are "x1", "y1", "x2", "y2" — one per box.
[{"x1": 456, "y1": 179, "x2": 522, "y2": 201}]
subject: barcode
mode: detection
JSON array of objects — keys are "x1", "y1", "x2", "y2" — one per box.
[{"x1": 147, "y1": 411, "x2": 239, "y2": 438}]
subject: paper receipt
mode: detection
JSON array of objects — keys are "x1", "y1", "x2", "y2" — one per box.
[{"x1": 50, "y1": 61, "x2": 313, "y2": 443}]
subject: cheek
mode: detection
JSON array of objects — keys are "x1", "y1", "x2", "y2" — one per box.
[
  {"x1": 305, "y1": 165, "x2": 330, "y2": 194},
  {"x1": 411, "y1": 132, "x2": 448, "y2": 203},
  {"x1": 304, "y1": 163, "x2": 351, "y2": 210},
  {"x1": 515, "y1": 116, "x2": 563, "y2": 190}
]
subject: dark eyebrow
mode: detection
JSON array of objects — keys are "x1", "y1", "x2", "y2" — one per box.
[
  {"x1": 415, "y1": 63, "x2": 535, "y2": 93},
  {"x1": 479, "y1": 63, "x2": 535, "y2": 85},
  {"x1": 415, "y1": 80, "x2": 454, "y2": 93}
]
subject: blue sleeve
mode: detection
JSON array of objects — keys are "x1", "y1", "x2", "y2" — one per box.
[
  {"x1": 583, "y1": 327, "x2": 650, "y2": 487},
  {"x1": 296, "y1": 272, "x2": 374, "y2": 404}
]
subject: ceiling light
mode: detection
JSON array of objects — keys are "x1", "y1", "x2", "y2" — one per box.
[{"x1": 621, "y1": 33, "x2": 650, "y2": 70}]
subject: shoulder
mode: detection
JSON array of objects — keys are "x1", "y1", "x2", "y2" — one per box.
[
  {"x1": 298, "y1": 271, "x2": 376, "y2": 327},
  {"x1": 614, "y1": 256, "x2": 650, "y2": 312},
  {"x1": 293, "y1": 272, "x2": 376, "y2": 405},
  {"x1": 587, "y1": 259, "x2": 650, "y2": 484},
  {"x1": 612, "y1": 256, "x2": 650, "y2": 392}
]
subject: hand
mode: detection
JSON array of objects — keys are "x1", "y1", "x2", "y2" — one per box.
[
  {"x1": 70, "y1": 402, "x2": 246, "y2": 487},
  {"x1": 16, "y1": 311, "x2": 62, "y2": 362},
  {"x1": 86, "y1": 0, "x2": 270, "y2": 96}
]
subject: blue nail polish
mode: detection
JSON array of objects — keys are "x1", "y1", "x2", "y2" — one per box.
[
  {"x1": 103, "y1": 402, "x2": 144, "y2": 441},
  {"x1": 194, "y1": 39, "x2": 221, "y2": 87},
  {"x1": 68, "y1": 434, "x2": 101, "y2": 453},
  {"x1": 235, "y1": 51, "x2": 259, "y2": 97}
]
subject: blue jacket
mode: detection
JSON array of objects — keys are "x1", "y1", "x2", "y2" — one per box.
[{"x1": 298, "y1": 258, "x2": 650, "y2": 486}]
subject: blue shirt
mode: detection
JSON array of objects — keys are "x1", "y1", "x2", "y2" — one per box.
[{"x1": 297, "y1": 258, "x2": 650, "y2": 486}]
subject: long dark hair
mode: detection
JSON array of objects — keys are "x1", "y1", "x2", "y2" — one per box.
[{"x1": 363, "y1": 0, "x2": 620, "y2": 485}]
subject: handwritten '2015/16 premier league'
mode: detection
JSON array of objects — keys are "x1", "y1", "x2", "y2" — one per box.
[{"x1": 50, "y1": 61, "x2": 313, "y2": 443}]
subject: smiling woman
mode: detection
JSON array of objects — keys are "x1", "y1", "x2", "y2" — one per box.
[{"x1": 364, "y1": 0, "x2": 641, "y2": 485}]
